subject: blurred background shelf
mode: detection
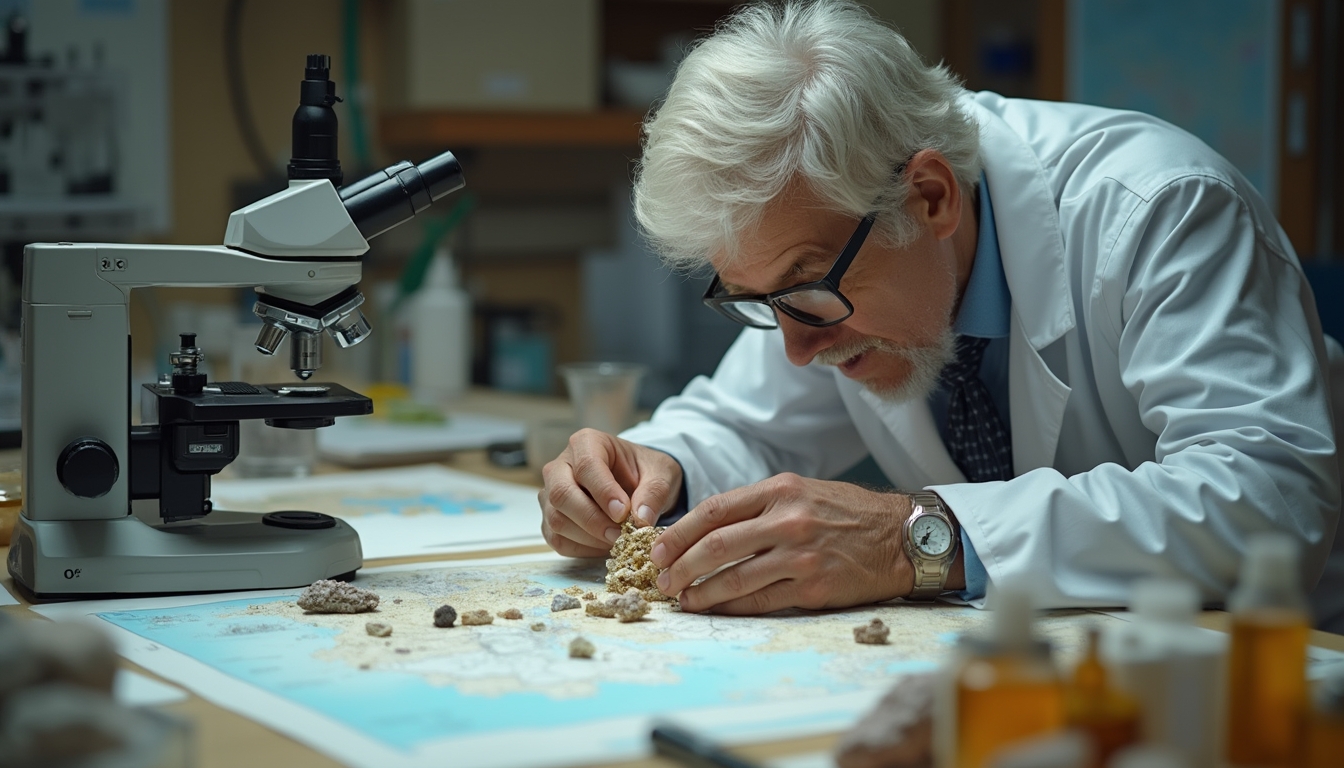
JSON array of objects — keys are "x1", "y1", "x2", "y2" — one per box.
[{"x1": 378, "y1": 109, "x2": 647, "y2": 151}]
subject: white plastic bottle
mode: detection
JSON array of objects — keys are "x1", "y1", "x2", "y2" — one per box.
[
  {"x1": 1102, "y1": 578, "x2": 1226, "y2": 768},
  {"x1": 409, "y1": 247, "x2": 471, "y2": 406}
]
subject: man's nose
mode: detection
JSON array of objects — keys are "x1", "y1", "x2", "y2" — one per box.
[{"x1": 780, "y1": 315, "x2": 841, "y2": 366}]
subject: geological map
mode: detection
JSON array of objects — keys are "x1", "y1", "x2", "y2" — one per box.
[{"x1": 36, "y1": 554, "x2": 1104, "y2": 768}]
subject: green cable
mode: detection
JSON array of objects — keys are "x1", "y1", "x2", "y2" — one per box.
[
  {"x1": 395, "y1": 193, "x2": 477, "y2": 310},
  {"x1": 342, "y1": 0, "x2": 372, "y2": 170}
]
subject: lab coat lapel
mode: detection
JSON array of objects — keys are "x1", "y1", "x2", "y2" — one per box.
[
  {"x1": 858, "y1": 387, "x2": 967, "y2": 486},
  {"x1": 970, "y1": 95, "x2": 1075, "y2": 473}
]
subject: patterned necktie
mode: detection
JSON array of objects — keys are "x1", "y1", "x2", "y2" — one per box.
[{"x1": 940, "y1": 335, "x2": 1014, "y2": 482}]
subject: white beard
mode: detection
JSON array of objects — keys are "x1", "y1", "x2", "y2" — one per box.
[{"x1": 814, "y1": 327, "x2": 957, "y2": 403}]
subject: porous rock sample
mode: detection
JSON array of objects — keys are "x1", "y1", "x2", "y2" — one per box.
[
  {"x1": 568, "y1": 637, "x2": 596, "y2": 659},
  {"x1": 833, "y1": 672, "x2": 936, "y2": 768},
  {"x1": 461, "y1": 609, "x2": 494, "y2": 626},
  {"x1": 433, "y1": 605, "x2": 458, "y2": 628},
  {"x1": 853, "y1": 618, "x2": 890, "y2": 645},
  {"x1": 297, "y1": 580, "x2": 380, "y2": 614},
  {"x1": 586, "y1": 589, "x2": 651, "y2": 622},
  {"x1": 498, "y1": 608, "x2": 523, "y2": 620},
  {"x1": 365, "y1": 622, "x2": 393, "y2": 637},
  {"x1": 605, "y1": 520, "x2": 673, "y2": 602},
  {"x1": 551, "y1": 593, "x2": 581, "y2": 612}
]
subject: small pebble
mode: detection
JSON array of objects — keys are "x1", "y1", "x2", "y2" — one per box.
[
  {"x1": 461, "y1": 609, "x2": 494, "y2": 625},
  {"x1": 395, "y1": 648, "x2": 410, "y2": 654},
  {"x1": 498, "y1": 607, "x2": 523, "y2": 620},
  {"x1": 563, "y1": 586, "x2": 585, "y2": 596},
  {"x1": 551, "y1": 594, "x2": 581, "y2": 612},
  {"x1": 433, "y1": 605, "x2": 458, "y2": 628},
  {"x1": 359, "y1": 663, "x2": 370, "y2": 670},
  {"x1": 853, "y1": 618, "x2": 890, "y2": 645},
  {"x1": 365, "y1": 622, "x2": 393, "y2": 637},
  {"x1": 582, "y1": 591, "x2": 597, "y2": 601},
  {"x1": 613, "y1": 589, "x2": 650, "y2": 623},
  {"x1": 569, "y1": 636, "x2": 595, "y2": 659},
  {"x1": 530, "y1": 622, "x2": 546, "y2": 631},
  {"x1": 523, "y1": 586, "x2": 545, "y2": 597},
  {"x1": 393, "y1": 598, "x2": 403, "y2": 604}
]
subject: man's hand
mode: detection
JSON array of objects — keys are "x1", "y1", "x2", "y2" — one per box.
[
  {"x1": 538, "y1": 429, "x2": 684, "y2": 558},
  {"x1": 650, "y1": 474, "x2": 954, "y2": 614}
]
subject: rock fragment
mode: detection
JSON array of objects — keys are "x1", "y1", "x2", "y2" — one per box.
[
  {"x1": 606, "y1": 520, "x2": 673, "y2": 602},
  {"x1": 834, "y1": 673, "x2": 936, "y2": 768},
  {"x1": 530, "y1": 622, "x2": 546, "y2": 631},
  {"x1": 563, "y1": 586, "x2": 584, "y2": 596},
  {"x1": 433, "y1": 605, "x2": 457, "y2": 628},
  {"x1": 523, "y1": 586, "x2": 545, "y2": 597},
  {"x1": 461, "y1": 609, "x2": 493, "y2": 626},
  {"x1": 568, "y1": 637, "x2": 595, "y2": 659},
  {"x1": 297, "y1": 580, "x2": 380, "y2": 614},
  {"x1": 582, "y1": 591, "x2": 597, "y2": 601},
  {"x1": 853, "y1": 618, "x2": 890, "y2": 645},
  {"x1": 612, "y1": 589, "x2": 650, "y2": 623},
  {"x1": 498, "y1": 608, "x2": 523, "y2": 620},
  {"x1": 365, "y1": 622, "x2": 392, "y2": 637},
  {"x1": 585, "y1": 600, "x2": 618, "y2": 618},
  {"x1": 551, "y1": 594, "x2": 581, "y2": 612}
]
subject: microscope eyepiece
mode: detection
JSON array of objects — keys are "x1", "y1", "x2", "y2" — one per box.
[
  {"x1": 338, "y1": 151, "x2": 464, "y2": 241},
  {"x1": 288, "y1": 52, "x2": 342, "y2": 185}
]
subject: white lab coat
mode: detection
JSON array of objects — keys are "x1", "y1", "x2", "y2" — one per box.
[{"x1": 621, "y1": 92, "x2": 1344, "y2": 623}]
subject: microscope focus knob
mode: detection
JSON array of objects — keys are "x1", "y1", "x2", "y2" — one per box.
[{"x1": 57, "y1": 437, "x2": 120, "y2": 499}]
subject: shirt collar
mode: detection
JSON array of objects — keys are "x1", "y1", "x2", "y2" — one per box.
[{"x1": 952, "y1": 171, "x2": 1011, "y2": 339}]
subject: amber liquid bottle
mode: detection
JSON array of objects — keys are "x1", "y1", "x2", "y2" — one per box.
[
  {"x1": 1225, "y1": 533, "x2": 1310, "y2": 767},
  {"x1": 1066, "y1": 626, "x2": 1139, "y2": 767},
  {"x1": 953, "y1": 582, "x2": 1064, "y2": 768}
]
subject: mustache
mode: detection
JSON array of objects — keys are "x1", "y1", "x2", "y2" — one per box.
[{"x1": 813, "y1": 337, "x2": 904, "y2": 366}]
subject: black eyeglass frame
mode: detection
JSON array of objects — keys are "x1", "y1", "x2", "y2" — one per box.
[{"x1": 702, "y1": 211, "x2": 877, "y2": 329}]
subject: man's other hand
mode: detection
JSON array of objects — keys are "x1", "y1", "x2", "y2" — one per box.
[
  {"x1": 538, "y1": 428, "x2": 684, "y2": 558},
  {"x1": 650, "y1": 474, "x2": 928, "y2": 614}
]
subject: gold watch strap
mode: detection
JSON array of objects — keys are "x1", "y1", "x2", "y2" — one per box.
[{"x1": 906, "y1": 492, "x2": 956, "y2": 600}]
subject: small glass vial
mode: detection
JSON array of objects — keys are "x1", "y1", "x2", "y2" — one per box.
[
  {"x1": 1066, "y1": 626, "x2": 1139, "y2": 767},
  {"x1": 1225, "y1": 533, "x2": 1310, "y2": 766},
  {"x1": 953, "y1": 582, "x2": 1065, "y2": 768}
]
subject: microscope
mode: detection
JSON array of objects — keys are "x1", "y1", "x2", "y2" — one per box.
[{"x1": 7, "y1": 55, "x2": 464, "y2": 599}]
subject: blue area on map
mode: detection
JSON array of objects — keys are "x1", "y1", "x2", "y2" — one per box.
[
  {"x1": 97, "y1": 597, "x2": 931, "y2": 753},
  {"x1": 347, "y1": 495, "x2": 504, "y2": 515}
]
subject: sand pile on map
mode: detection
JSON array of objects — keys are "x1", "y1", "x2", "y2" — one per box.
[
  {"x1": 585, "y1": 589, "x2": 650, "y2": 622},
  {"x1": 297, "y1": 580, "x2": 379, "y2": 614},
  {"x1": 605, "y1": 520, "x2": 673, "y2": 601},
  {"x1": 461, "y1": 610, "x2": 494, "y2": 626}
]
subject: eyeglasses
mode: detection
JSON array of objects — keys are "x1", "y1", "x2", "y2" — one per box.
[{"x1": 702, "y1": 211, "x2": 876, "y2": 329}]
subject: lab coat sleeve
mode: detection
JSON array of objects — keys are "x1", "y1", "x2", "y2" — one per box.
[
  {"x1": 620, "y1": 327, "x2": 869, "y2": 506},
  {"x1": 933, "y1": 176, "x2": 1341, "y2": 608}
]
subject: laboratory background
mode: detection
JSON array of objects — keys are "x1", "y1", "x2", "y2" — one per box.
[
  {"x1": 0, "y1": 0, "x2": 1336, "y2": 443},
  {"x1": 0, "y1": 2, "x2": 1343, "y2": 768}
]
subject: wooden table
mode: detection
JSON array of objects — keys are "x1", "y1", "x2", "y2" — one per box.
[{"x1": 3, "y1": 388, "x2": 1343, "y2": 766}]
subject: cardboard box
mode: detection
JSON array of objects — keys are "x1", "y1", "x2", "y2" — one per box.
[{"x1": 388, "y1": 0, "x2": 599, "y2": 112}]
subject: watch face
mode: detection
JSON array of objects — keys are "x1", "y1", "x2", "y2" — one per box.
[{"x1": 911, "y1": 514, "x2": 953, "y2": 558}]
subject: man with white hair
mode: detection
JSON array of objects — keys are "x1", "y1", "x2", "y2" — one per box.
[{"x1": 537, "y1": 0, "x2": 1344, "y2": 628}]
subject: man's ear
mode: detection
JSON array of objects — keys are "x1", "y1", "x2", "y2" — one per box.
[{"x1": 905, "y1": 149, "x2": 962, "y2": 241}]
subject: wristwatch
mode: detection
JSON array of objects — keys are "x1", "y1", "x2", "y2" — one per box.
[{"x1": 902, "y1": 491, "x2": 959, "y2": 600}]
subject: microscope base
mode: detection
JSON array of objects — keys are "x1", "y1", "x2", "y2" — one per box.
[{"x1": 6, "y1": 511, "x2": 363, "y2": 600}]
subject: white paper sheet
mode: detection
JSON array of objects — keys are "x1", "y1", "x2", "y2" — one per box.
[
  {"x1": 209, "y1": 464, "x2": 545, "y2": 559},
  {"x1": 317, "y1": 413, "x2": 526, "y2": 467},
  {"x1": 0, "y1": 579, "x2": 18, "y2": 606},
  {"x1": 114, "y1": 669, "x2": 188, "y2": 707}
]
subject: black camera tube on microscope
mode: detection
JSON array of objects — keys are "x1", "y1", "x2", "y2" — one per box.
[{"x1": 338, "y1": 151, "x2": 465, "y2": 240}]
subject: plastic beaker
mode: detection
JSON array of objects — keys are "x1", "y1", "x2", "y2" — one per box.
[{"x1": 559, "y1": 362, "x2": 647, "y2": 435}]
